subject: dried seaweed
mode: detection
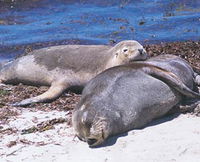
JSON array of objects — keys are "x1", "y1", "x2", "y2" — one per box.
[{"x1": 21, "y1": 117, "x2": 71, "y2": 134}]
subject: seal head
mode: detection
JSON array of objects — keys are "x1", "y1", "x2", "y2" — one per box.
[
  {"x1": 113, "y1": 40, "x2": 148, "y2": 63},
  {"x1": 73, "y1": 103, "x2": 123, "y2": 147},
  {"x1": 73, "y1": 106, "x2": 109, "y2": 147}
]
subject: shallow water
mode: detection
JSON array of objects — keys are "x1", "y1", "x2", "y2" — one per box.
[{"x1": 0, "y1": 0, "x2": 199, "y2": 60}]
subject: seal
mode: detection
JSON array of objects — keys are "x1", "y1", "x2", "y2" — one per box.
[
  {"x1": 72, "y1": 54, "x2": 200, "y2": 147},
  {"x1": 0, "y1": 40, "x2": 148, "y2": 106}
]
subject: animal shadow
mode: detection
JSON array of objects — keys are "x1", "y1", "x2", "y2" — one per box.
[
  {"x1": 91, "y1": 113, "x2": 180, "y2": 148},
  {"x1": 90, "y1": 132, "x2": 128, "y2": 148}
]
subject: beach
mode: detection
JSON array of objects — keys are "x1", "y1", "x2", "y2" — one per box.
[{"x1": 0, "y1": 41, "x2": 200, "y2": 162}]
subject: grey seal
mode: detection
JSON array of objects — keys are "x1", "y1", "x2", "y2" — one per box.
[
  {"x1": 0, "y1": 40, "x2": 148, "y2": 106},
  {"x1": 72, "y1": 54, "x2": 200, "y2": 147}
]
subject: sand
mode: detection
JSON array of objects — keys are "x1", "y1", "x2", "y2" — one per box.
[{"x1": 0, "y1": 109, "x2": 200, "y2": 162}]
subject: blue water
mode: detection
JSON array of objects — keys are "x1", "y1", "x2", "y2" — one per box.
[{"x1": 0, "y1": 0, "x2": 200, "y2": 60}]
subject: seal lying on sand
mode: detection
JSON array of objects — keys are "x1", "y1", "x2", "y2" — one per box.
[
  {"x1": 72, "y1": 54, "x2": 200, "y2": 147},
  {"x1": 0, "y1": 40, "x2": 148, "y2": 106}
]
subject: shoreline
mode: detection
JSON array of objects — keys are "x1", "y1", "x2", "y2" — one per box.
[{"x1": 1, "y1": 40, "x2": 200, "y2": 61}]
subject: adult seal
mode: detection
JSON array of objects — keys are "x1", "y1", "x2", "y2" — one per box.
[
  {"x1": 72, "y1": 54, "x2": 200, "y2": 147},
  {"x1": 0, "y1": 40, "x2": 148, "y2": 106}
]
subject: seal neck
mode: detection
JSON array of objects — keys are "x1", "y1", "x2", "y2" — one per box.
[{"x1": 104, "y1": 55, "x2": 122, "y2": 70}]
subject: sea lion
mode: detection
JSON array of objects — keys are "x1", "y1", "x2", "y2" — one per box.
[
  {"x1": 72, "y1": 54, "x2": 200, "y2": 147},
  {"x1": 0, "y1": 40, "x2": 148, "y2": 106}
]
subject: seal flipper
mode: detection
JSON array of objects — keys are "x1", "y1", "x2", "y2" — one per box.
[
  {"x1": 178, "y1": 100, "x2": 200, "y2": 113},
  {"x1": 140, "y1": 64, "x2": 200, "y2": 99},
  {"x1": 194, "y1": 72, "x2": 200, "y2": 86},
  {"x1": 12, "y1": 81, "x2": 68, "y2": 107}
]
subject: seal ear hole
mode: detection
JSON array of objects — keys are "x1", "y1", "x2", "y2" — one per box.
[{"x1": 115, "y1": 52, "x2": 119, "y2": 57}]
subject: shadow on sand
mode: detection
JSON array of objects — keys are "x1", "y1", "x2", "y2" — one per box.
[{"x1": 91, "y1": 113, "x2": 181, "y2": 148}]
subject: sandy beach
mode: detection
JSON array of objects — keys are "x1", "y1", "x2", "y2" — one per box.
[
  {"x1": 0, "y1": 41, "x2": 200, "y2": 161},
  {"x1": 1, "y1": 110, "x2": 200, "y2": 162}
]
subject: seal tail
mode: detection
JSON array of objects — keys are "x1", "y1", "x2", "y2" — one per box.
[{"x1": 142, "y1": 65, "x2": 200, "y2": 99}]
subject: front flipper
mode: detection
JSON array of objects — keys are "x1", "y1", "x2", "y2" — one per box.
[
  {"x1": 12, "y1": 81, "x2": 69, "y2": 107},
  {"x1": 137, "y1": 63, "x2": 200, "y2": 99}
]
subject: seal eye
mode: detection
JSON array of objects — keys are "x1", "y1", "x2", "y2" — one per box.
[{"x1": 123, "y1": 49, "x2": 128, "y2": 52}]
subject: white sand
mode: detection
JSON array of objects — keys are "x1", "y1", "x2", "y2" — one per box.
[{"x1": 0, "y1": 109, "x2": 200, "y2": 162}]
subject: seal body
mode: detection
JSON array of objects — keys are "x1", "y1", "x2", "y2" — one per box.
[
  {"x1": 0, "y1": 40, "x2": 148, "y2": 106},
  {"x1": 72, "y1": 54, "x2": 200, "y2": 147}
]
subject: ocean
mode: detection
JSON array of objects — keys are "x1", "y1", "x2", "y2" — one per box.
[{"x1": 0, "y1": 0, "x2": 199, "y2": 60}]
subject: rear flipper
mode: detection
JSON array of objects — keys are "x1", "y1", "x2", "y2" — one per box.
[
  {"x1": 12, "y1": 81, "x2": 69, "y2": 107},
  {"x1": 194, "y1": 72, "x2": 200, "y2": 86},
  {"x1": 168, "y1": 99, "x2": 200, "y2": 115},
  {"x1": 179, "y1": 99, "x2": 200, "y2": 113}
]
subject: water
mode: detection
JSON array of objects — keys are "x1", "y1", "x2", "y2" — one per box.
[{"x1": 0, "y1": 0, "x2": 199, "y2": 60}]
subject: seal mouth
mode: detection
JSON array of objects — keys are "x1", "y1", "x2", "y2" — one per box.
[{"x1": 129, "y1": 49, "x2": 148, "y2": 62}]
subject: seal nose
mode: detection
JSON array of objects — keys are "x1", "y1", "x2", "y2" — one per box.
[
  {"x1": 138, "y1": 49, "x2": 144, "y2": 55},
  {"x1": 87, "y1": 138, "x2": 97, "y2": 146}
]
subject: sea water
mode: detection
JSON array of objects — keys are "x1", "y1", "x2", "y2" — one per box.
[{"x1": 0, "y1": 0, "x2": 199, "y2": 60}]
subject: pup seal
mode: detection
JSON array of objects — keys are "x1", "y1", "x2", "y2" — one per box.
[
  {"x1": 0, "y1": 40, "x2": 148, "y2": 106},
  {"x1": 72, "y1": 54, "x2": 200, "y2": 147}
]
